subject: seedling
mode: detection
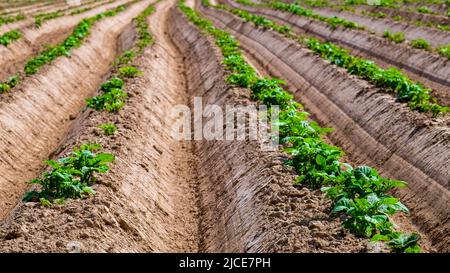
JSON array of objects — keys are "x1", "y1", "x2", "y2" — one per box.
[
  {"x1": 411, "y1": 38, "x2": 431, "y2": 50},
  {"x1": 118, "y1": 66, "x2": 143, "y2": 78},
  {"x1": 98, "y1": 123, "x2": 117, "y2": 135},
  {"x1": 23, "y1": 144, "x2": 114, "y2": 205}
]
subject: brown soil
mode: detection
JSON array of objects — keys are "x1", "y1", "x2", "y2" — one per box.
[
  {"x1": 355, "y1": 5, "x2": 450, "y2": 26},
  {"x1": 199, "y1": 4, "x2": 449, "y2": 252},
  {"x1": 0, "y1": 0, "x2": 369, "y2": 253},
  {"x1": 0, "y1": 0, "x2": 116, "y2": 35},
  {"x1": 0, "y1": 0, "x2": 153, "y2": 221},
  {"x1": 225, "y1": 0, "x2": 450, "y2": 107},
  {"x1": 309, "y1": 6, "x2": 450, "y2": 47},
  {"x1": 0, "y1": 0, "x2": 131, "y2": 82},
  {"x1": 0, "y1": 1, "x2": 61, "y2": 16}
]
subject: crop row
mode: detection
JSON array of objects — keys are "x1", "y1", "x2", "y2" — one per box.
[
  {"x1": 240, "y1": 1, "x2": 450, "y2": 60},
  {"x1": 0, "y1": 1, "x2": 139, "y2": 94},
  {"x1": 23, "y1": 1, "x2": 157, "y2": 206},
  {"x1": 300, "y1": 0, "x2": 449, "y2": 16},
  {"x1": 0, "y1": 0, "x2": 119, "y2": 49},
  {"x1": 224, "y1": 1, "x2": 449, "y2": 115},
  {"x1": 326, "y1": 1, "x2": 450, "y2": 31},
  {"x1": 0, "y1": 13, "x2": 25, "y2": 26},
  {"x1": 358, "y1": 9, "x2": 450, "y2": 32},
  {"x1": 196, "y1": 0, "x2": 422, "y2": 252},
  {"x1": 0, "y1": 29, "x2": 21, "y2": 46},
  {"x1": 34, "y1": 0, "x2": 117, "y2": 26}
]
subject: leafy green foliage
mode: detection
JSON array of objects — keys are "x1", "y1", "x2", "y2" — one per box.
[
  {"x1": 134, "y1": 4, "x2": 155, "y2": 52},
  {"x1": 0, "y1": 29, "x2": 21, "y2": 46},
  {"x1": 23, "y1": 144, "x2": 114, "y2": 205},
  {"x1": 86, "y1": 1, "x2": 156, "y2": 113},
  {"x1": 24, "y1": 5, "x2": 129, "y2": 75},
  {"x1": 219, "y1": 1, "x2": 447, "y2": 115},
  {"x1": 383, "y1": 30, "x2": 405, "y2": 43},
  {"x1": 98, "y1": 123, "x2": 117, "y2": 135},
  {"x1": 115, "y1": 50, "x2": 136, "y2": 65},
  {"x1": 333, "y1": 193, "x2": 408, "y2": 237},
  {"x1": 34, "y1": 11, "x2": 63, "y2": 27},
  {"x1": 306, "y1": 38, "x2": 447, "y2": 115},
  {"x1": 0, "y1": 75, "x2": 20, "y2": 93},
  {"x1": 118, "y1": 66, "x2": 142, "y2": 78},
  {"x1": 266, "y1": 2, "x2": 363, "y2": 30},
  {"x1": 373, "y1": 232, "x2": 421, "y2": 253},
  {"x1": 322, "y1": 165, "x2": 407, "y2": 200},
  {"x1": 438, "y1": 44, "x2": 450, "y2": 59},
  {"x1": 362, "y1": 11, "x2": 387, "y2": 18},
  {"x1": 187, "y1": 0, "x2": 422, "y2": 252},
  {"x1": 417, "y1": 6, "x2": 432, "y2": 14},
  {"x1": 86, "y1": 86, "x2": 127, "y2": 112},
  {"x1": 0, "y1": 13, "x2": 25, "y2": 26},
  {"x1": 411, "y1": 38, "x2": 431, "y2": 50}
]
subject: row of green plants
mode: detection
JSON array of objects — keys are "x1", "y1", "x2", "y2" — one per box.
[
  {"x1": 349, "y1": 4, "x2": 450, "y2": 32},
  {"x1": 24, "y1": 3, "x2": 133, "y2": 75},
  {"x1": 0, "y1": 1, "x2": 140, "y2": 96},
  {"x1": 35, "y1": 0, "x2": 116, "y2": 24},
  {"x1": 328, "y1": 0, "x2": 450, "y2": 32},
  {"x1": 23, "y1": 143, "x2": 115, "y2": 206},
  {"x1": 34, "y1": 10, "x2": 63, "y2": 27},
  {"x1": 221, "y1": 2, "x2": 448, "y2": 115},
  {"x1": 0, "y1": 75, "x2": 19, "y2": 93},
  {"x1": 342, "y1": 0, "x2": 448, "y2": 9},
  {"x1": 244, "y1": 0, "x2": 365, "y2": 30},
  {"x1": 22, "y1": 1, "x2": 157, "y2": 207},
  {"x1": 0, "y1": 13, "x2": 25, "y2": 26},
  {"x1": 258, "y1": 1, "x2": 450, "y2": 59},
  {"x1": 0, "y1": 28, "x2": 21, "y2": 46},
  {"x1": 195, "y1": 0, "x2": 421, "y2": 252},
  {"x1": 86, "y1": 3, "x2": 155, "y2": 112}
]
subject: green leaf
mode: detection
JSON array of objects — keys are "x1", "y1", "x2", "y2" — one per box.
[{"x1": 315, "y1": 154, "x2": 326, "y2": 168}]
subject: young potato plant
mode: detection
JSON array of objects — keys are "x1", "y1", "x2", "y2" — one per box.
[
  {"x1": 115, "y1": 50, "x2": 136, "y2": 66},
  {"x1": 24, "y1": 4, "x2": 128, "y2": 75},
  {"x1": 0, "y1": 29, "x2": 22, "y2": 46},
  {"x1": 187, "y1": 0, "x2": 422, "y2": 252},
  {"x1": 383, "y1": 30, "x2": 405, "y2": 44},
  {"x1": 332, "y1": 193, "x2": 408, "y2": 237},
  {"x1": 417, "y1": 6, "x2": 433, "y2": 14},
  {"x1": 118, "y1": 66, "x2": 143, "y2": 78},
  {"x1": 373, "y1": 232, "x2": 421, "y2": 253},
  {"x1": 0, "y1": 75, "x2": 20, "y2": 93},
  {"x1": 23, "y1": 144, "x2": 114, "y2": 205},
  {"x1": 86, "y1": 85, "x2": 128, "y2": 112},
  {"x1": 411, "y1": 38, "x2": 431, "y2": 50},
  {"x1": 98, "y1": 123, "x2": 117, "y2": 135}
]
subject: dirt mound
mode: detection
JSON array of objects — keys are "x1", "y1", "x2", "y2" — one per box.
[
  {"x1": 0, "y1": 0, "x2": 131, "y2": 82},
  {"x1": 200, "y1": 5, "x2": 450, "y2": 252},
  {"x1": 0, "y1": 0, "x2": 153, "y2": 221},
  {"x1": 225, "y1": 0, "x2": 450, "y2": 107},
  {"x1": 310, "y1": 6, "x2": 450, "y2": 47},
  {"x1": 0, "y1": 0, "x2": 367, "y2": 253}
]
